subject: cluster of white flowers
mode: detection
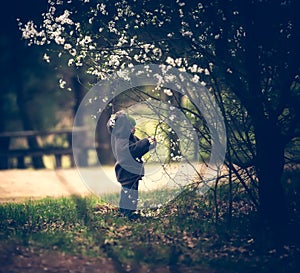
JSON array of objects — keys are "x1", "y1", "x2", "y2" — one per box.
[
  {"x1": 55, "y1": 10, "x2": 73, "y2": 25},
  {"x1": 108, "y1": 54, "x2": 121, "y2": 67},
  {"x1": 108, "y1": 20, "x2": 118, "y2": 34},
  {"x1": 108, "y1": 114, "x2": 117, "y2": 129},
  {"x1": 116, "y1": 34, "x2": 129, "y2": 48},
  {"x1": 97, "y1": 3, "x2": 108, "y2": 15},
  {"x1": 19, "y1": 20, "x2": 46, "y2": 45},
  {"x1": 19, "y1": 0, "x2": 213, "y2": 84},
  {"x1": 77, "y1": 35, "x2": 92, "y2": 47},
  {"x1": 166, "y1": 56, "x2": 185, "y2": 67}
]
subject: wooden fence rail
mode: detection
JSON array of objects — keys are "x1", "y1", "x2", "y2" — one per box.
[{"x1": 0, "y1": 127, "x2": 89, "y2": 169}]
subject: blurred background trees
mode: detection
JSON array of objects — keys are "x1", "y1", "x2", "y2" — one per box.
[{"x1": 0, "y1": 0, "x2": 87, "y2": 168}]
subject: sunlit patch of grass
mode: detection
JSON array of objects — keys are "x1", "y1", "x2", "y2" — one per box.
[
  {"x1": 138, "y1": 187, "x2": 180, "y2": 209},
  {"x1": 0, "y1": 195, "x2": 106, "y2": 255}
]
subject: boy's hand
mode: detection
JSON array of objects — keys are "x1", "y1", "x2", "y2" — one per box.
[{"x1": 148, "y1": 136, "x2": 157, "y2": 149}]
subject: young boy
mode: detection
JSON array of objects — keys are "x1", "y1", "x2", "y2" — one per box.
[{"x1": 107, "y1": 111, "x2": 156, "y2": 218}]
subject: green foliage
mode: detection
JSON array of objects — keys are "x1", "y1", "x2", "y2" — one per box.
[{"x1": 0, "y1": 191, "x2": 298, "y2": 272}]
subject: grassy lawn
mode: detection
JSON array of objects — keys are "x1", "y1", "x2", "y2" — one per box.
[{"x1": 0, "y1": 191, "x2": 299, "y2": 273}]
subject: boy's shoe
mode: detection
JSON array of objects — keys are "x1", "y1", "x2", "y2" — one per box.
[
  {"x1": 127, "y1": 211, "x2": 141, "y2": 221},
  {"x1": 118, "y1": 208, "x2": 141, "y2": 220}
]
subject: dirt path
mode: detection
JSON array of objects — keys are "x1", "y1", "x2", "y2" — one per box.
[
  {"x1": 0, "y1": 168, "x2": 94, "y2": 202},
  {"x1": 0, "y1": 166, "x2": 136, "y2": 203},
  {"x1": 0, "y1": 243, "x2": 189, "y2": 273},
  {"x1": 0, "y1": 164, "x2": 200, "y2": 203},
  {"x1": 0, "y1": 244, "x2": 115, "y2": 273}
]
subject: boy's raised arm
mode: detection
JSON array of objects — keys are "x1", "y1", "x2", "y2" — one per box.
[{"x1": 129, "y1": 137, "x2": 156, "y2": 158}]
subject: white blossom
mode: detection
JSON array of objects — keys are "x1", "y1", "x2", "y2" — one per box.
[
  {"x1": 166, "y1": 56, "x2": 175, "y2": 66},
  {"x1": 43, "y1": 53, "x2": 50, "y2": 63},
  {"x1": 97, "y1": 3, "x2": 108, "y2": 15},
  {"x1": 190, "y1": 64, "x2": 198, "y2": 73},
  {"x1": 181, "y1": 30, "x2": 193, "y2": 38},
  {"x1": 169, "y1": 114, "x2": 176, "y2": 121},
  {"x1": 192, "y1": 74, "x2": 200, "y2": 83},
  {"x1": 69, "y1": 48, "x2": 77, "y2": 56},
  {"x1": 64, "y1": 43, "x2": 72, "y2": 50},
  {"x1": 54, "y1": 36, "x2": 65, "y2": 45},
  {"x1": 59, "y1": 79, "x2": 66, "y2": 89},
  {"x1": 68, "y1": 59, "x2": 74, "y2": 66},
  {"x1": 227, "y1": 68, "x2": 233, "y2": 74},
  {"x1": 204, "y1": 68, "x2": 210, "y2": 75},
  {"x1": 175, "y1": 58, "x2": 183, "y2": 67},
  {"x1": 55, "y1": 10, "x2": 73, "y2": 25},
  {"x1": 152, "y1": 48, "x2": 162, "y2": 58},
  {"x1": 78, "y1": 35, "x2": 92, "y2": 46},
  {"x1": 164, "y1": 89, "x2": 173, "y2": 96}
]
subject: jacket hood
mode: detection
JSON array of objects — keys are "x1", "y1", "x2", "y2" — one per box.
[{"x1": 107, "y1": 112, "x2": 133, "y2": 138}]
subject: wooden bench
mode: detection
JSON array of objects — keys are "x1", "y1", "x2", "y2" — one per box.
[{"x1": 0, "y1": 127, "x2": 88, "y2": 169}]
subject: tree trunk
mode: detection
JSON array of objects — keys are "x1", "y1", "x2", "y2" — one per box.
[
  {"x1": 255, "y1": 122, "x2": 288, "y2": 230},
  {"x1": 15, "y1": 87, "x2": 45, "y2": 169},
  {"x1": 71, "y1": 74, "x2": 89, "y2": 166},
  {"x1": 13, "y1": 37, "x2": 45, "y2": 169},
  {"x1": 96, "y1": 107, "x2": 115, "y2": 165},
  {"x1": 0, "y1": 93, "x2": 9, "y2": 169},
  {"x1": 0, "y1": 137, "x2": 10, "y2": 169}
]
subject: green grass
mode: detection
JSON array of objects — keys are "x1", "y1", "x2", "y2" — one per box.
[
  {"x1": 0, "y1": 190, "x2": 299, "y2": 272},
  {"x1": 100, "y1": 186, "x2": 181, "y2": 210}
]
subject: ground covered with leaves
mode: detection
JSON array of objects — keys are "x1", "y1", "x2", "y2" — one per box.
[{"x1": 0, "y1": 193, "x2": 299, "y2": 273}]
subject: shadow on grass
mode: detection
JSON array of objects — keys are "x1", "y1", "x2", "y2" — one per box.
[{"x1": 69, "y1": 195, "x2": 130, "y2": 273}]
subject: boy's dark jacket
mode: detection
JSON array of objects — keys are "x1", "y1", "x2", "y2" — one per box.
[{"x1": 107, "y1": 113, "x2": 152, "y2": 185}]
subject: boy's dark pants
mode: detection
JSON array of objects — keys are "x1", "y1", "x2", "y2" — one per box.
[{"x1": 119, "y1": 180, "x2": 139, "y2": 214}]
